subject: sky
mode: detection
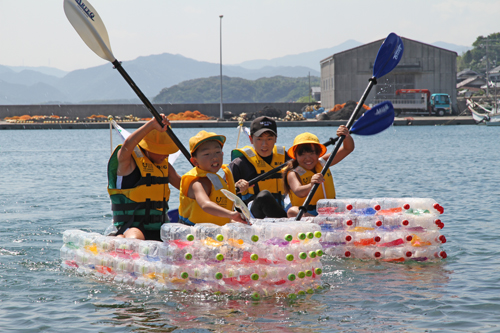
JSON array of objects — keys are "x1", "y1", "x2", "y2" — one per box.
[{"x1": 1, "y1": 0, "x2": 499, "y2": 72}]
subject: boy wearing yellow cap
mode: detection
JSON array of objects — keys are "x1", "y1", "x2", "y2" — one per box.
[
  {"x1": 284, "y1": 126, "x2": 354, "y2": 217},
  {"x1": 107, "y1": 115, "x2": 181, "y2": 241},
  {"x1": 179, "y1": 130, "x2": 246, "y2": 226}
]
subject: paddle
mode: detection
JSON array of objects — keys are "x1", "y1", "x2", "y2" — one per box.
[
  {"x1": 295, "y1": 33, "x2": 404, "y2": 220},
  {"x1": 235, "y1": 100, "x2": 395, "y2": 194},
  {"x1": 63, "y1": 0, "x2": 193, "y2": 166}
]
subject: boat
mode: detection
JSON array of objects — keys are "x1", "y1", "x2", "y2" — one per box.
[
  {"x1": 467, "y1": 98, "x2": 500, "y2": 126},
  {"x1": 60, "y1": 198, "x2": 447, "y2": 299}
]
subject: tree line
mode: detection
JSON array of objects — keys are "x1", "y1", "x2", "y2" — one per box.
[{"x1": 152, "y1": 75, "x2": 320, "y2": 104}]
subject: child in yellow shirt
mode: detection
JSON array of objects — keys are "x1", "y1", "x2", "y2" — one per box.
[{"x1": 179, "y1": 130, "x2": 246, "y2": 226}]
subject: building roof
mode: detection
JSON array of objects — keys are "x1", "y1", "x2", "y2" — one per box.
[
  {"x1": 320, "y1": 36, "x2": 458, "y2": 64},
  {"x1": 456, "y1": 76, "x2": 487, "y2": 89}
]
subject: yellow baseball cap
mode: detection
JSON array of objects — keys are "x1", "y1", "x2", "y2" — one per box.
[
  {"x1": 189, "y1": 130, "x2": 226, "y2": 154},
  {"x1": 288, "y1": 132, "x2": 327, "y2": 159},
  {"x1": 138, "y1": 129, "x2": 179, "y2": 155}
]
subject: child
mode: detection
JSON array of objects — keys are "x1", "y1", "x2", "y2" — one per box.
[
  {"x1": 284, "y1": 126, "x2": 354, "y2": 217},
  {"x1": 229, "y1": 116, "x2": 289, "y2": 219},
  {"x1": 179, "y1": 130, "x2": 247, "y2": 226},
  {"x1": 107, "y1": 114, "x2": 181, "y2": 241}
]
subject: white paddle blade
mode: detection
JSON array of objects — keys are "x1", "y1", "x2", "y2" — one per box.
[
  {"x1": 63, "y1": 0, "x2": 115, "y2": 62},
  {"x1": 221, "y1": 189, "x2": 251, "y2": 222}
]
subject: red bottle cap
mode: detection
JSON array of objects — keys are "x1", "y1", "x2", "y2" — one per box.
[
  {"x1": 402, "y1": 220, "x2": 409, "y2": 226},
  {"x1": 345, "y1": 235, "x2": 352, "y2": 242},
  {"x1": 439, "y1": 235, "x2": 447, "y2": 243},
  {"x1": 403, "y1": 204, "x2": 410, "y2": 210},
  {"x1": 374, "y1": 251, "x2": 381, "y2": 258},
  {"x1": 374, "y1": 204, "x2": 381, "y2": 211},
  {"x1": 376, "y1": 220, "x2": 382, "y2": 227},
  {"x1": 374, "y1": 236, "x2": 381, "y2": 242},
  {"x1": 405, "y1": 251, "x2": 412, "y2": 257},
  {"x1": 439, "y1": 251, "x2": 447, "y2": 259},
  {"x1": 346, "y1": 204, "x2": 353, "y2": 210},
  {"x1": 346, "y1": 220, "x2": 353, "y2": 226},
  {"x1": 406, "y1": 235, "x2": 413, "y2": 242},
  {"x1": 345, "y1": 251, "x2": 351, "y2": 257}
]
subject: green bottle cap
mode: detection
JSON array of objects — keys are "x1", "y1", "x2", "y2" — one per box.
[
  {"x1": 181, "y1": 272, "x2": 188, "y2": 279},
  {"x1": 286, "y1": 254, "x2": 294, "y2": 261},
  {"x1": 306, "y1": 288, "x2": 314, "y2": 294},
  {"x1": 250, "y1": 253, "x2": 259, "y2": 261},
  {"x1": 305, "y1": 270, "x2": 313, "y2": 277},
  {"x1": 216, "y1": 234, "x2": 224, "y2": 242},
  {"x1": 284, "y1": 234, "x2": 293, "y2": 242},
  {"x1": 216, "y1": 253, "x2": 224, "y2": 261},
  {"x1": 184, "y1": 253, "x2": 192, "y2": 260},
  {"x1": 314, "y1": 231, "x2": 322, "y2": 238},
  {"x1": 251, "y1": 292, "x2": 260, "y2": 300},
  {"x1": 288, "y1": 273, "x2": 296, "y2": 281},
  {"x1": 316, "y1": 285, "x2": 323, "y2": 290},
  {"x1": 251, "y1": 235, "x2": 259, "y2": 242},
  {"x1": 315, "y1": 268, "x2": 322, "y2": 275},
  {"x1": 306, "y1": 232, "x2": 314, "y2": 239},
  {"x1": 214, "y1": 291, "x2": 221, "y2": 295},
  {"x1": 298, "y1": 290, "x2": 306, "y2": 295},
  {"x1": 309, "y1": 251, "x2": 317, "y2": 259},
  {"x1": 215, "y1": 272, "x2": 223, "y2": 280},
  {"x1": 251, "y1": 273, "x2": 259, "y2": 281},
  {"x1": 316, "y1": 249, "x2": 324, "y2": 257},
  {"x1": 298, "y1": 233, "x2": 306, "y2": 240},
  {"x1": 299, "y1": 252, "x2": 307, "y2": 260},
  {"x1": 298, "y1": 271, "x2": 306, "y2": 279},
  {"x1": 288, "y1": 293, "x2": 297, "y2": 299},
  {"x1": 186, "y1": 234, "x2": 194, "y2": 241}
]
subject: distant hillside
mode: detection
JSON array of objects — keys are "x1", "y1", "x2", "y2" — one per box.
[
  {"x1": 237, "y1": 40, "x2": 363, "y2": 71},
  {"x1": 153, "y1": 75, "x2": 320, "y2": 103},
  {"x1": 0, "y1": 54, "x2": 318, "y2": 105}
]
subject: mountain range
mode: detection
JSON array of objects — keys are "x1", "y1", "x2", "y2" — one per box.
[{"x1": 0, "y1": 40, "x2": 471, "y2": 105}]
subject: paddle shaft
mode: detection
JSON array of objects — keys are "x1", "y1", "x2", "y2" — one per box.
[
  {"x1": 235, "y1": 137, "x2": 339, "y2": 194},
  {"x1": 295, "y1": 77, "x2": 377, "y2": 220},
  {"x1": 112, "y1": 60, "x2": 193, "y2": 166}
]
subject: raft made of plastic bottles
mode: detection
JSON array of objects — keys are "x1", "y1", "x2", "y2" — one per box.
[
  {"x1": 60, "y1": 220, "x2": 325, "y2": 299},
  {"x1": 312, "y1": 198, "x2": 447, "y2": 262}
]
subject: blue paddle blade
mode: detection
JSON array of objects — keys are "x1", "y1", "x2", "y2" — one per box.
[
  {"x1": 350, "y1": 101, "x2": 394, "y2": 135},
  {"x1": 373, "y1": 33, "x2": 404, "y2": 79}
]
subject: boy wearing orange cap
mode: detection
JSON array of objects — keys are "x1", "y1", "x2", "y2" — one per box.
[
  {"x1": 284, "y1": 126, "x2": 354, "y2": 217},
  {"x1": 178, "y1": 130, "x2": 246, "y2": 226},
  {"x1": 107, "y1": 115, "x2": 181, "y2": 241}
]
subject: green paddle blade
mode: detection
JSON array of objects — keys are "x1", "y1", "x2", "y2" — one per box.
[{"x1": 64, "y1": 0, "x2": 115, "y2": 62}]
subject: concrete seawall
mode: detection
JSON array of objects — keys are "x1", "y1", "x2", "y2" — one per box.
[
  {"x1": 0, "y1": 116, "x2": 476, "y2": 130},
  {"x1": 0, "y1": 103, "x2": 310, "y2": 119}
]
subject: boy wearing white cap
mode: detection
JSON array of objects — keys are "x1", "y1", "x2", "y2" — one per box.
[{"x1": 107, "y1": 115, "x2": 181, "y2": 241}]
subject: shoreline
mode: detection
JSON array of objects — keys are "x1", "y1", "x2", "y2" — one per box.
[{"x1": 0, "y1": 116, "x2": 476, "y2": 130}]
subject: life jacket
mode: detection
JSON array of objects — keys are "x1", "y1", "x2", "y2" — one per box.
[
  {"x1": 231, "y1": 145, "x2": 286, "y2": 206},
  {"x1": 288, "y1": 159, "x2": 336, "y2": 215},
  {"x1": 107, "y1": 145, "x2": 170, "y2": 231},
  {"x1": 179, "y1": 165, "x2": 236, "y2": 226}
]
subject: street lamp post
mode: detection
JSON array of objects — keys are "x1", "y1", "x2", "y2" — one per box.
[{"x1": 219, "y1": 15, "x2": 223, "y2": 119}]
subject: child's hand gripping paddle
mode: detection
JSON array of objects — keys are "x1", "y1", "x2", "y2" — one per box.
[
  {"x1": 63, "y1": 0, "x2": 193, "y2": 166},
  {"x1": 221, "y1": 189, "x2": 252, "y2": 224},
  {"x1": 295, "y1": 32, "x2": 404, "y2": 220},
  {"x1": 235, "y1": 100, "x2": 396, "y2": 195}
]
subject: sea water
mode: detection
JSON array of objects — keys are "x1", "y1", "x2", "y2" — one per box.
[{"x1": 1, "y1": 124, "x2": 499, "y2": 332}]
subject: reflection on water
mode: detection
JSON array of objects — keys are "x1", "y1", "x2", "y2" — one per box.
[{"x1": 83, "y1": 255, "x2": 452, "y2": 332}]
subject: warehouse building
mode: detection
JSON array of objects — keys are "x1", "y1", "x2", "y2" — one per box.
[{"x1": 320, "y1": 36, "x2": 457, "y2": 113}]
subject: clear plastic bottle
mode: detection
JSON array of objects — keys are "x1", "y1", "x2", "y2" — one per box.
[{"x1": 161, "y1": 223, "x2": 194, "y2": 242}]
